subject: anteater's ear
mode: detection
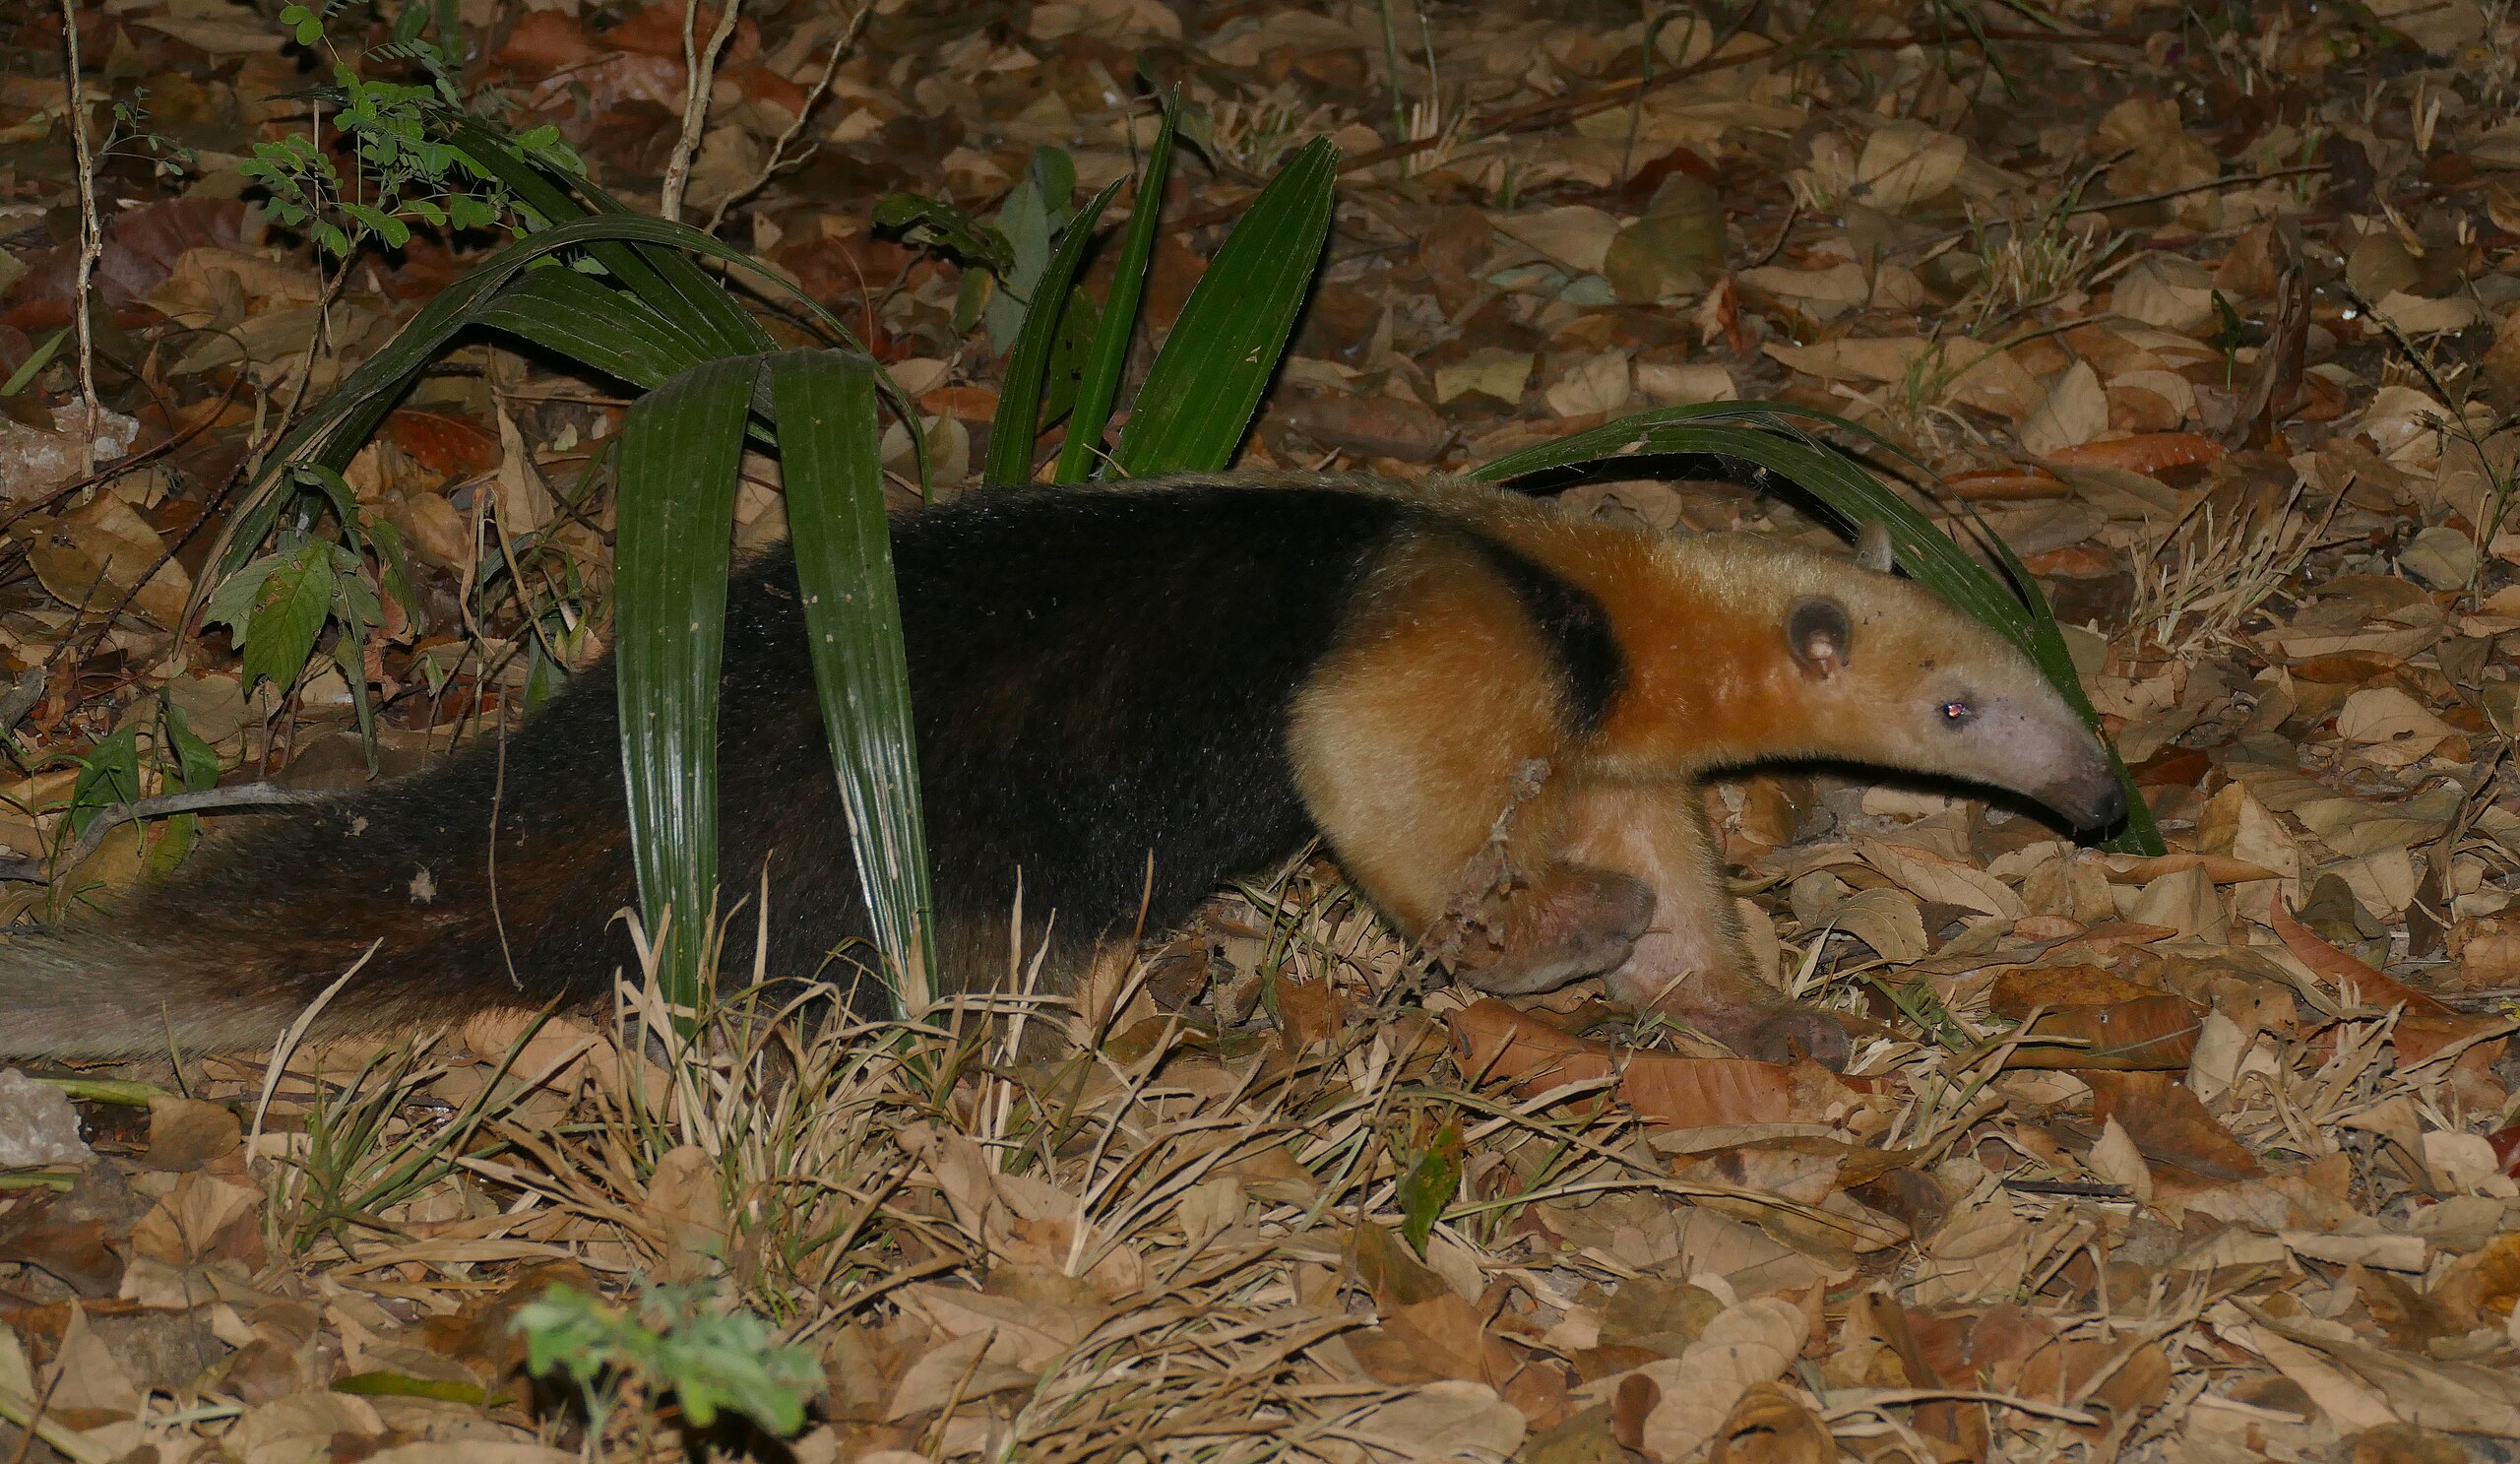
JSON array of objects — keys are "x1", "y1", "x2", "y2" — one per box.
[
  {"x1": 1788, "y1": 597, "x2": 1853, "y2": 677},
  {"x1": 1855, "y1": 520, "x2": 1894, "y2": 573}
]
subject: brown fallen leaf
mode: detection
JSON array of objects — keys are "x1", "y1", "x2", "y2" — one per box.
[
  {"x1": 1281, "y1": 390, "x2": 1449, "y2": 461},
  {"x1": 1705, "y1": 1380, "x2": 1833, "y2": 1464},
  {"x1": 139, "y1": 1096, "x2": 241, "y2": 1173},
  {"x1": 23, "y1": 494, "x2": 192, "y2": 628},
  {"x1": 1444, "y1": 998, "x2": 1879, "y2": 1127},
  {"x1": 2002, "y1": 990, "x2": 2203, "y2": 1071},
  {"x1": 2269, "y1": 900, "x2": 2505, "y2": 1067},
  {"x1": 0, "y1": 1195, "x2": 121, "y2": 1299},
  {"x1": 2086, "y1": 1072, "x2": 2263, "y2": 1186},
  {"x1": 1350, "y1": 1222, "x2": 1519, "y2": 1386}
]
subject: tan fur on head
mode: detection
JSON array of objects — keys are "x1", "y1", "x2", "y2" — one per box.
[{"x1": 1394, "y1": 491, "x2": 2122, "y2": 830}]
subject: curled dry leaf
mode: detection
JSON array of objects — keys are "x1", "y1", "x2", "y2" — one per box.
[
  {"x1": 2087, "y1": 1072, "x2": 2264, "y2": 1186},
  {"x1": 1705, "y1": 1380, "x2": 1833, "y2": 1464},
  {"x1": 1639, "y1": 1297, "x2": 1811, "y2": 1462},
  {"x1": 24, "y1": 495, "x2": 193, "y2": 628}
]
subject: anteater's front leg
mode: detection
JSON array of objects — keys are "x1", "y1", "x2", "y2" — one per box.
[
  {"x1": 1555, "y1": 780, "x2": 1848, "y2": 1067},
  {"x1": 1288, "y1": 587, "x2": 1652, "y2": 991}
]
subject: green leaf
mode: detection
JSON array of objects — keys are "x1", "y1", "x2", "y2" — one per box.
[
  {"x1": 1473, "y1": 403, "x2": 2161, "y2": 855},
  {"x1": 69, "y1": 726, "x2": 141, "y2": 839},
  {"x1": 1041, "y1": 286, "x2": 1099, "y2": 427},
  {"x1": 0, "y1": 326, "x2": 68, "y2": 398},
  {"x1": 1396, "y1": 1121, "x2": 1464, "y2": 1255},
  {"x1": 162, "y1": 704, "x2": 219, "y2": 794},
  {"x1": 871, "y1": 192, "x2": 1013, "y2": 275},
  {"x1": 151, "y1": 700, "x2": 222, "y2": 871},
  {"x1": 767, "y1": 350, "x2": 933, "y2": 1013},
  {"x1": 614, "y1": 356, "x2": 758, "y2": 1010},
  {"x1": 332, "y1": 1372, "x2": 502, "y2": 1406},
  {"x1": 1115, "y1": 136, "x2": 1338, "y2": 477},
  {"x1": 204, "y1": 209, "x2": 790, "y2": 603},
  {"x1": 984, "y1": 179, "x2": 1120, "y2": 486},
  {"x1": 985, "y1": 163, "x2": 1062, "y2": 352},
  {"x1": 1055, "y1": 92, "x2": 1176, "y2": 483},
  {"x1": 212, "y1": 540, "x2": 335, "y2": 694}
]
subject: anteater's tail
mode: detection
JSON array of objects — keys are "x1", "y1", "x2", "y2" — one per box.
[
  {"x1": 0, "y1": 725, "x2": 647, "y2": 1061},
  {"x1": 0, "y1": 921, "x2": 362, "y2": 1059}
]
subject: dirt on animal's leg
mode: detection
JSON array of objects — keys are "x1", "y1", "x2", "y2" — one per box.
[
  {"x1": 1443, "y1": 850, "x2": 1658, "y2": 995},
  {"x1": 1558, "y1": 781, "x2": 1849, "y2": 1069}
]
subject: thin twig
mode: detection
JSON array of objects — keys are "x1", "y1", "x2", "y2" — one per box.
[
  {"x1": 58, "y1": 0, "x2": 102, "y2": 474},
  {"x1": 50, "y1": 783, "x2": 330, "y2": 877},
  {"x1": 1895, "y1": 163, "x2": 2332, "y2": 254},
  {"x1": 659, "y1": 0, "x2": 744, "y2": 222},
  {"x1": 704, "y1": 0, "x2": 875, "y2": 235},
  {"x1": 1170, "y1": 21, "x2": 2144, "y2": 229}
]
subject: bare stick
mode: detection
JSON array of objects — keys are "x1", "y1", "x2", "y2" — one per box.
[
  {"x1": 659, "y1": 0, "x2": 744, "y2": 223},
  {"x1": 704, "y1": 0, "x2": 875, "y2": 235},
  {"x1": 54, "y1": 784, "x2": 330, "y2": 876},
  {"x1": 58, "y1": 0, "x2": 102, "y2": 475}
]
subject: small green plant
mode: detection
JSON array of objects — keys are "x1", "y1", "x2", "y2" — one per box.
[
  {"x1": 266, "y1": 1031, "x2": 538, "y2": 1260},
  {"x1": 202, "y1": 466, "x2": 416, "y2": 760},
  {"x1": 100, "y1": 93, "x2": 198, "y2": 184},
  {"x1": 62, "y1": 696, "x2": 220, "y2": 874},
  {"x1": 517, "y1": 1281, "x2": 821, "y2": 1443},
  {"x1": 241, "y1": 1, "x2": 573, "y2": 260}
]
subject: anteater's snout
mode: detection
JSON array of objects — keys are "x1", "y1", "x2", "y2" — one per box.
[
  {"x1": 2075, "y1": 776, "x2": 2128, "y2": 832},
  {"x1": 2039, "y1": 758, "x2": 2126, "y2": 833}
]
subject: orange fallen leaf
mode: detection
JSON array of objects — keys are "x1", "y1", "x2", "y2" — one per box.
[
  {"x1": 2269, "y1": 900, "x2": 2454, "y2": 1016},
  {"x1": 2039, "y1": 431, "x2": 2225, "y2": 472},
  {"x1": 919, "y1": 385, "x2": 1000, "y2": 421},
  {"x1": 2006, "y1": 994, "x2": 2202, "y2": 1071},
  {"x1": 1944, "y1": 468, "x2": 2068, "y2": 500},
  {"x1": 384, "y1": 410, "x2": 501, "y2": 477}
]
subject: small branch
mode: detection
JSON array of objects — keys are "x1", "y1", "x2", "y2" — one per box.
[
  {"x1": 39, "y1": 784, "x2": 333, "y2": 880},
  {"x1": 704, "y1": 0, "x2": 875, "y2": 235},
  {"x1": 659, "y1": 0, "x2": 744, "y2": 223},
  {"x1": 59, "y1": 0, "x2": 102, "y2": 474}
]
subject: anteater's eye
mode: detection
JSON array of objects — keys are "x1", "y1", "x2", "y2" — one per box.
[{"x1": 1940, "y1": 699, "x2": 1975, "y2": 726}]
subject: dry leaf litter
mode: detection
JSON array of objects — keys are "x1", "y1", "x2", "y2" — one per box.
[{"x1": 0, "y1": 0, "x2": 2518, "y2": 1459}]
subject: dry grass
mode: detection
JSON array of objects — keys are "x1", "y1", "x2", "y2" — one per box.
[{"x1": 2121, "y1": 481, "x2": 2338, "y2": 660}]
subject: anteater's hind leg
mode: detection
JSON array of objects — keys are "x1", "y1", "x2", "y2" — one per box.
[{"x1": 1556, "y1": 782, "x2": 1848, "y2": 1068}]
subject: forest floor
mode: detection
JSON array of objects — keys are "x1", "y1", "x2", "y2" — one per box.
[{"x1": 0, "y1": 0, "x2": 2518, "y2": 1460}]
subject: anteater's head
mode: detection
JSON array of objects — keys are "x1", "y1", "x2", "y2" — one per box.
[{"x1": 1677, "y1": 529, "x2": 2125, "y2": 833}]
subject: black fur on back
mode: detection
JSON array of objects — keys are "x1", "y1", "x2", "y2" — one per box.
[{"x1": 0, "y1": 478, "x2": 1627, "y2": 1053}]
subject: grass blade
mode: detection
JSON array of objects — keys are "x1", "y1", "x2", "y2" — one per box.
[
  {"x1": 613, "y1": 356, "x2": 758, "y2": 1011},
  {"x1": 984, "y1": 178, "x2": 1121, "y2": 486},
  {"x1": 1054, "y1": 93, "x2": 1177, "y2": 484},
  {"x1": 1113, "y1": 136, "x2": 1337, "y2": 477},
  {"x1": 468, "y1": 266, "x2": 713, "y2": 391},
  {"x1": 767, "y1": 350, "x2": 934, "y2": 1012},
  {"x1": 1474, "y1": 403, "x2": 2161, "y2": 853}
]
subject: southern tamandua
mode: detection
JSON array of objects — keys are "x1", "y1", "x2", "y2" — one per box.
[{"x1": 0, "y1": 475, "x2": 2122, "y2": 1061}]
